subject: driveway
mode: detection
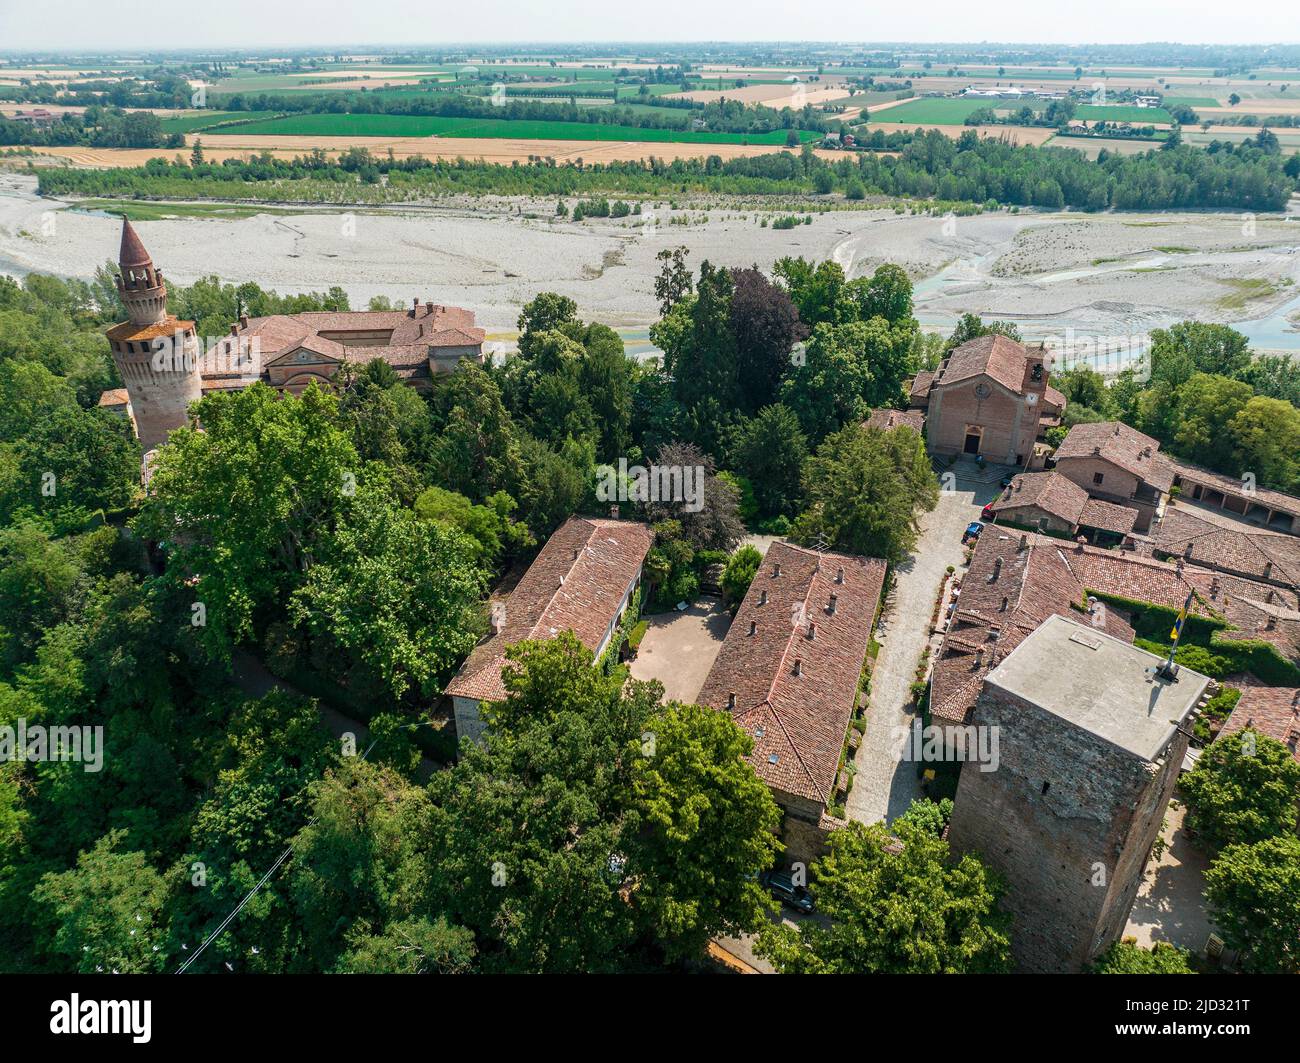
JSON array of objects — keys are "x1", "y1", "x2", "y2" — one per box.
[
  {"x1": 844, "y1": 469, "x2": 993, "y2": 824},
  {"x1": 628, "y1": 598, "x2": 731, "y2": 704}
]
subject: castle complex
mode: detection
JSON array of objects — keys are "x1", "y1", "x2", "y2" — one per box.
[{"x1": 104, "y1": 219, "x2": 485, "y2": 452}]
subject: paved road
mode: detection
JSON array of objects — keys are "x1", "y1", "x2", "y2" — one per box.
[
  {"x1": 1124, "y1": 798, "x2": 1218, "y2": 954},
  {"x1": 845, "y1": 473, "x2": 989, "y2": 825}
]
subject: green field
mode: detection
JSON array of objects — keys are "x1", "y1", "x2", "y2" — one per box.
[
  {"x1": 875, "y1": 96, "x2": 1171, "y2": 125},
  {"x1": 159, "y1": 110, "x2": 246, "y2": 133},
  {"x1": 873, "y1": 97, "x2": 1044, "y2": 124},
  {"x1": 1163, "y1": 96, "x2": 1220, "y2": 108},
  {"x1": 1076, "y1": 103, "x2": 1172, "y2": 122},
  {"x1": 196, "y1": 111, "x2": 819, "y2": 144}
]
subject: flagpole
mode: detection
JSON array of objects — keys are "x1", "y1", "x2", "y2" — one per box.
[{"x1": 1157, "y1": 588, "x2": 1194, "y2": 681}]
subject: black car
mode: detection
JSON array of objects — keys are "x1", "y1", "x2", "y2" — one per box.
[{"x1": 760, "y1": 870, "x2": 815, "y2": 913}]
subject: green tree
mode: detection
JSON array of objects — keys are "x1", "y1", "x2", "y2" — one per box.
[
  {"x1": 33, "y1": 829, "x2": 169, "y2": 973},
  {"x1": 795, "y1": 422, "x2": 939, "y2": 565},
  {"x1": 1205, "y1": 833, "x2": 1300, "y2": 973},
  {"x1": 729, "y1": 404, "x2": 808, "y2": 517},
  {"x1": 1089, "y1": 940, "x2": 1195, "y2": 974},
  {"x1": 756, "y1": 801, "x2": 1012, "y2": 973},
  {"x1": 721, "y1": 544, "x2": 763, "y2": 610},
  {"x1": 1182, "y1": 729, "x2": 1300, "y2": 851}
]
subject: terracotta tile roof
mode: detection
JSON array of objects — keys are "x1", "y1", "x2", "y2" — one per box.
[
  {"x1": 990, "y1": 471, "x2": 1089, "y2": 525},
  {"x1": 105, "y1": 316, "x2": 195, "y2": 342},
  {"x1": 1219, "y1": 686, "x2": 1300, "y2": 762},
  {"x1": 118, "y1": 219, "x2": 151, "y2": 267},
  {"x1": 97, "y1": 388, "x2": 130, "y2": 408},
  {"x1": 908, "y1": 371, "x2": 935, "y2": 405},
  {"x1": 697, "y1": 542, "x2": 886, "y2": 805},
  {"x1": 931, "y1": 531, "x2": 1135, "y2": 725},
  {"x1": 1043, "y1": 384, "x2": 1067, "y2": 412},
  {"x1": 1080, "y1": 498, "x2": 1140, "y2": 536},
  {"x1": 1152, "y1": 506, "x2": 1300, "y2": 590},
  {"x1": 935, "y1": 334, "x2": 1037, "y2": 396},
  {"x1": 1167, "y1": 458, "x2": 1300, "y2": 521},
  {"x1": 864, "y1": 408, "x2": 925, "y2": 433},
  {"x1": 1054, "y1": 421, "x2": 1174, "y2": 493},
  {"x1": 445, "y1": 517, "x2": 652, "y2": 702}
]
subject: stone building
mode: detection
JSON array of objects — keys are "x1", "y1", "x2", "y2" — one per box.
[
  {"x1": 106, "y1": 220, "x2": 203, "y2": 452},
  {"x1": 696, "y1": 541, "x2": 886, "y2": 864},
  {"x1": 103, "y1": 219, "x2": 485, "y2": 452},
  {"x1": 444, "y1": 517, "x2": 652, "y2": 746},
  {"x1": 907, "y1": 335, "x2": 1064, "y2": 465},
  {"x1": 988, "y1": 471, "x2": 1138, "y2": 544},
  {"x1": 947, "y1": 614, "x2": 1211, "y2": 972},
  {"x1": 1052, "y1": 421, "x2": 1173, "y2": 533}
]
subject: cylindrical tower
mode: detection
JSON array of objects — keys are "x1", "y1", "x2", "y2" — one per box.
[{"x1": 107, "y1": 220, "x2": 202, "y2": 452}]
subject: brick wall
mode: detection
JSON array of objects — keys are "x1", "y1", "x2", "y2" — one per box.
[
  {"x1": 927, "y1": 379, "x2": 1037, "y2": 464},
  {"x1": 947, "y1": 684, "x2": 1177, "y2": 972}
]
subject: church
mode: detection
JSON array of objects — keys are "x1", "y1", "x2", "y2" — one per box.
[{"x1": 103, "y1": 218, "x2": 486, "y2": 452}]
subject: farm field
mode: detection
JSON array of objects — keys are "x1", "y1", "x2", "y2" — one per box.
[
  {"x1": 194, "y1": 111, "x2": 820, "y2": 144},
  {"x1": 871, "y1": 96, "x2": 1171, "y2": 125}
]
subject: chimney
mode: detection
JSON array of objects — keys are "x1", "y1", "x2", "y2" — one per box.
[
  {"x1": 759, "y1": 589, "x2": 768, "y2": 606},
  {"x1": 773, "y1": 562, "x2": 781, "y2": 577},
  {"x1": 748, "y1": 620, "x2": 757, "y2": 636},
  {"x1": 974, "y1": 647, "x2": 984, "y2": 667},
  {"x1": 410, "y1": 297, "x2": 419, "y2": 317},
  {"x1": 239, "y1": 314, "x2": 249, "y2": 329},
  {"x1": 835, "y1": 566, "x2": 844, "y2": 584},
  {"x1": 991, "y1": 557, "x2": 1003, "y2": 581},
  {"x1": 1184, "y1": 542, "x2": 1194, "y2": 559},
  {"x1": 1019, "y1": 533, "x2": 1028, "y2": 550},
  {"x1": 1092, "y1": 444, "x2": 1101, "y2": 456},
  {"x1": 1000, "y1": 595, "x2": 1009, "y2": 612},
  {"x1": 1113, "y1": 423, "x2": 1121, "y2": 436},
  {"x1": 828, "y1": 593, "x2": 838, "y2": 614},
  {"x1": 573, "y1": 548, "x2": 580, "y2": 561},
  {"x1": 229, "y1": 323, "x2": 238, "y2": 336},
  {"x1": 727, "y1": 692, "x2": 736, "y2": 709},
  {"x1": 610, "y1": 504, "x2": 619, "y2": 520},
  {"x1": 807, "y1": 623, "x2": 816, "y2": 640},
  {"x1": 791, "y1": 657, "x2": 802, "y2": 677},
  {"x1": 1141, "y1": 446, "x2": 1152, "y2": 458},
  {"x1": 1015, "y1": 478, "x2": 1023, "y2": 493},
  {"x1": 1263, "y1": 561, "x2": 1273, "y2": 579},
  {"x1": 425, "y1": 301, "x2": 434, "y2": 313},
  {"x1": 1176, "y1": 558, "x2": 1185, "y2": 575}
]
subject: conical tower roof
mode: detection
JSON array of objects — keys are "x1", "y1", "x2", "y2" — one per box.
[{"x1": 118, "y1": 218, "x2": 152, "y2": 268}]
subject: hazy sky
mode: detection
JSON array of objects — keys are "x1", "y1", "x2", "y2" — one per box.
[{"x1": 0, "y1": 0, "x2": 1295, "y2": 51}]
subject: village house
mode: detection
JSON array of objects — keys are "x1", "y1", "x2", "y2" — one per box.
[
  {"x1": 1219, "y1": 686, "x2": 1300, "y2": 764},
  {"x1": 1167, "y1": 458, "x2": 1300, "y2": 535},
  {"x1": 988, "y1": 470, "x2": 1138, "y2": 544},
  {"x1": 864, "y1": 407, "x2": 926, "y2": 434},
  {"x1": 1052, "y1": 421, "x2": 1173, "y2": 533},
  {"x1": 908, "y1": 334, "x2": 1064, "y2": 466},
  {"x1": 947, "y1": 614, "x2": 1211, "y2": 972},
  {"x1": 444, "y1": 516, "x2": 652, "y2": 746},
  {"x1": 930, "y1": 528, "x2": 1300, "y2": 741},
  {"x1": 103, "y1": 219, "x2": 485, "y2": 453},
  {"x1": 1148, "y1": 505, "x2": 1300, "y2": 594},
  {"x1": 696, "y1": 541, "x2": 886, "y2": 864}
]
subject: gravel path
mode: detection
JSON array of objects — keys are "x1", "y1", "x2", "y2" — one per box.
[{"x1": 845, "y1": 474, "x2": 989, "y2": 825}]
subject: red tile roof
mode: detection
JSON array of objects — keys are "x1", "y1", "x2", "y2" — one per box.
[
  {"x1": 1152, "y1": 506, "x2": 1300, "y2": 590},
  {"x1": 1219, "y1": 686, "x2": 1300, "y2": 763},
  {"x1": 990, "y1": 471, "x2": 1089, "y2": 525},
  {"x1": 936, "y1": 334, "x2": 1038, "y2": 396},
  {"x1": 1080, "y1": 497, "x2": 1140, "y2": 536},
  {"x1": 1168, "y1": 458, "x2": 1300, "y2": 521},
  {"x1": 864, "y1": 408, "x2": 925, "y2": 433},
  {"x1": 118, "y1": 219, "x2": 151, "y2": 268},
  {"x1": 1054, "y1": 421, "x2": 1174, "y2": 493},
  {"x1": 931, "y1": 531, "x2": 1136, "y2": 725},
  {"x1": 697, "y1": 542, "x2": 886, "y2": 805},
  {"x1": 445, "y1": 517, "x2": 652, "y2": 703}
]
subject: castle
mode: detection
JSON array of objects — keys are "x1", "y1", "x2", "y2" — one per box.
[{"x1": 104, "y1": 219, "x2": 486, "y2": 452}]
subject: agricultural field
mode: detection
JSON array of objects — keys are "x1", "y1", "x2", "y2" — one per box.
[
  {"x1": 870, "y1": 96, "x2": 1170, "y2": 126},
  {"x1": 194, "y1": 111, "x2": 820, "y2": 144}
]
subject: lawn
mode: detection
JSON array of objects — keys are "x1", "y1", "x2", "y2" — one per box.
[{"x1": 198, "y1": 111, "x2": 819, "y2": 144}]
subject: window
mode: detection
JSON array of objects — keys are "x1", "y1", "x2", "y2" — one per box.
[{"x1": 1092, "y1": 472, "x2": 1104, "y2": 485}]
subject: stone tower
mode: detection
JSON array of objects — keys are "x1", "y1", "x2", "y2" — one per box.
[
  {"x1": 106, "y1": 220, "x2": 201, "y2": 452},
  {"x1": 946, "y1": 615, "x2": 1211, "y2": 972}
]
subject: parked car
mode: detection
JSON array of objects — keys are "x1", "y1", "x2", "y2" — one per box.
[
  {"x1": 760, "y1": 870, "x2": 815, "y2": 913},
  {"x1": 963, "y1": 521, "x2": 985, "y2": 544},
  {"x1": 980, "y1": 502, "x2": 996, "y2": 521}
]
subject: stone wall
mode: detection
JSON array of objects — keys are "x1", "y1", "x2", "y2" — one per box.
[{"x1": 947, "y1": 684, "x2": 1174, "y2": 972}]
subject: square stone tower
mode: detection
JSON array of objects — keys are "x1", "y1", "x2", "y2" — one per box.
[{"x1": 947, "y1": 615, "x2": 1210, "y2": 972}]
